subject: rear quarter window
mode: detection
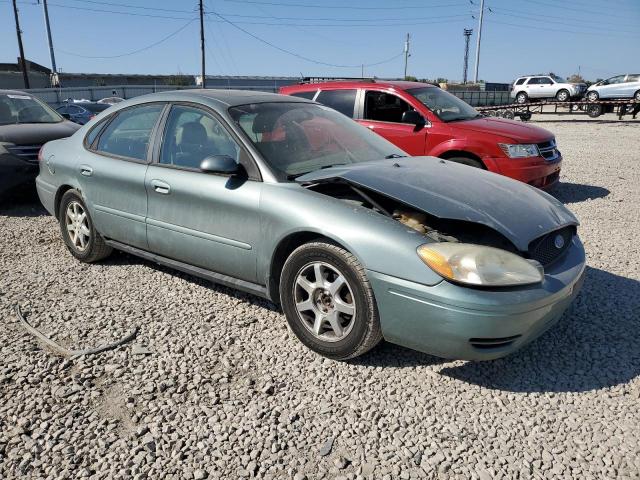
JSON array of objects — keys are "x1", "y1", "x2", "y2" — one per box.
[
  {"x1": 314, "y1": 89, "x2": 357, "y2": 118},
  {"x1": 515, "y1": 78, "x2": 526, "y2": 85},
  {"x1": 290, "y1": 91, "x2": 316, "y2": 100}
]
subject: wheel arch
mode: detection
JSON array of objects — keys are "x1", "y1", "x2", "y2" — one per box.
[
  {"x1": 54, "y1": 184, "x2": 78, "y2": 219},
  {"x1": 438, "y1": 150, "x2": 487, "y2": 169},
  {"x1": 267, "y1": 231, "x2": 352, "y2": 303}
]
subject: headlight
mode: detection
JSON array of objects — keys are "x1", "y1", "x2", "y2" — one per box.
[
  {"x1": 498, "y1": 143, "x2": 539, "y2": 158},
  {"x1": 417, "y1": 243, "x2": 543, "y2": 287}
]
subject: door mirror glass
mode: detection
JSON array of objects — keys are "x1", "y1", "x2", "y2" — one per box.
[
  {"x1": 401, "y1": 110, "x2": 425, "y2": 126},
  {"x1": 200, "y1": 155, "x2": 240, "y2": 175}
]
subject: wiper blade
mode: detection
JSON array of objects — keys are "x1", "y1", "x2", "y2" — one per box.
[{"x1": 384, "y1": 153, "x2": 407, "y2": 159}]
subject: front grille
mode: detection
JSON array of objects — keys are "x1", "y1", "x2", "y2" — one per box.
[
  {"x1": 537, "y1": 139, "x2": 560, "y2": 161},
  {"x1": 469, "y1": 335, "x2": 522, "y2": 350},
  {"x1": 528, "y1": 226, "x2": 574, "y2": 267},
  {"x1": 6, "y1": 144, "x2": 42, "y2": 164}
]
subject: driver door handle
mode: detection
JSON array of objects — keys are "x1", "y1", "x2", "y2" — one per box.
[
  {"x1": 79, "y1": 165, "x2": 93, "y2": 176},
  {"x1": 151, "y1": 179, "x2": 171, "y2": 195}
]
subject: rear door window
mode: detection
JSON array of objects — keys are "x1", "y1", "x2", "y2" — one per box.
[
  {"x1": 314, "y1": 89, "x2": 357, "y2": 117},
  {"x1": 363, "y1": 91, "x2": 412, "y2": 123},
  {"x1": 626, "y1": 74, "x2": 639, "y2": 82},
  {"x1": 95, "y1": 103, "x2": 164, "y2": 161}
]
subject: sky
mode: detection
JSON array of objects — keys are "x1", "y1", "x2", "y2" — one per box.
[{"x1": 1, "y1": 0, "x2": 639, "y2": 83}]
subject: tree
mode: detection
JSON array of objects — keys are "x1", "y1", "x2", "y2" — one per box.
[
  {"x1": 167, "y1": 72, "x2": 192, "y2": 86},
  {"x1": 567, "y1": 73, "x2": 586, "y2": 83},
  {"x1": 404, "y1": 75, "x2": 418, "y2": 82}
]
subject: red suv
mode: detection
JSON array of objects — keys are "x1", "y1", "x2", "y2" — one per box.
[{"x1": 280, "y1": 80, "x2": 561, "y2": 189}]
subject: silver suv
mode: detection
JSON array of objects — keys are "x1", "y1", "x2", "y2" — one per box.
[
  {"x1": 586, "y1": 74, "x2": 640, "y2": 102},
  {"x1": 511, "y1": 75, "x2": 587, "y2": 104}
]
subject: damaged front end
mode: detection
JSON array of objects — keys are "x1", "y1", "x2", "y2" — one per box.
[{"x1": 296, "y1": 157, "x2": 578, "y2": 269}]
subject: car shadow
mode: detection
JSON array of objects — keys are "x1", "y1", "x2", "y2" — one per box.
[
  {"x1": 0, "y1": 189, "x2": 47, "y2": 217},
  {"x1": 438, "y1": 266, "x2": 640, "y2": 393},
  {"x1": 552, "y1": 182, "x2": 610, "y2": 204}
]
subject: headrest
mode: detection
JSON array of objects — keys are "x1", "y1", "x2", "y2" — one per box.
[
  {"x1": 179, "y1": 121, "x2": 207, "y2": 145},
  {"x1": 252, "y1": 110, "x2": 280, "y2": 134}
]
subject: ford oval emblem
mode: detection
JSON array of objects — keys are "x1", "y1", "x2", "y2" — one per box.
[{"x1": 554, "y1": 234, "x2": 565, "y2": 249}]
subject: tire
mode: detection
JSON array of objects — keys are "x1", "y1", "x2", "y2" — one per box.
[
  {"x1": 520, "y1": 112, "x2": 532, "y2": 121},
  {"x1": 59, "y1": 189, "x2": 112, "y2": 263},
  {"x1": 444, "y1": 156, "x2": 484, "y2": 169},
  {"x1": 280, "y1": 241, "x2": 382, "y2": 360},
  {"x1": 556, "y1": 89, "x2": 570, "y2": 102},
  {"x1": 515, "y1": 92, "x2": 528, "y2": 104},
  {"x1": 587, "y1": 91, "x2": 599, "y2": 102},
  {"x1": 634, "y1": 90, "x2": 640, "y2": 102},
  {"x1": 587, "y1": 104, "x2": 603, "y2": 118}
]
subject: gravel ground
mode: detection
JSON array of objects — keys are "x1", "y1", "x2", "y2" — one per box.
[{"x1": 1, "y1": 119, "x2": 639, "y2": 479}]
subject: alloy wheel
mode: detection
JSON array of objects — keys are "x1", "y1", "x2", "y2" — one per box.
[
  {"x1": 557, "y1": 91, "x2": 569, "y2": 101},
  {"x1": 65, "y1": 201, "x2": 91, "y2": 252},
  {"x1": 293, "y1": 261, "x2": 356, "y2": 342}
]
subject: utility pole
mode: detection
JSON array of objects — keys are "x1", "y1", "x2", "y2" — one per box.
[
  {"x1": 199, "y1": 0, "x2": 206, "y2": 88},
  {"x1": 473, "y1": 0, "x2": 485, "y2": 83},
  {"x1": 11, "y1": 0, "x2": 30, "y2": 89},
  {"x1": 403, "y1": 33, "x2": 410, "y2": 79},
  {"x1": 462, "y1": 28, "x2": 473, "y2": 84},
  {"x1": 40, "y1": 0, "x2": 58, "y2": 86}
]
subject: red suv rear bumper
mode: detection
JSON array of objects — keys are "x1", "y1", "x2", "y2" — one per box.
[{"x1": 484, "y1": 155, "x2": 562, "y2": 190}]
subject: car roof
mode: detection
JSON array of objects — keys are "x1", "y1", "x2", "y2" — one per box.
[
  {"x1": 142, "y1": 89, "x2": 310, "y2": 107},
  {"x1": 0, "y1": 89, "x2": 34, "y2": 96},
  {"x1": 281, "y1": 80, "x2": 436, "y2": 92}
]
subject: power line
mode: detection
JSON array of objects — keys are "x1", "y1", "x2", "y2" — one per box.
[
  {"x1": 484, "y1": 18, "x2": 640, "y2": 38},
  {"x1": 490, "y1": 7, "x2": 639, "y2": 32},
  {"x1": 222, "y1": 0, "x2": 468, "y2": 9},
  {"x1": 522, "y1": 0, "x2": 634, "y2": 20},
  {"x1": 208, "y1": 10, "x2": 404, "y2": 68},
  {"x1": 57, "y1": 19, "x2": 196, "y2": 58},
  {"x1": 45, "y1": 2, "x2": 194, "y2": 19},
  {"x1": 205, "y1": 15, "x2": 471, "y2": 27}
]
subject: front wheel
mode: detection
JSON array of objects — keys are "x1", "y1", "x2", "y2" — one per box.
[
  {"x1": 556, "y1": 89, "x2": 570, "y2": 102},
  {"x1": 59, "y1": 189, "x2": 112, "y2": 263},
  {"x1": 634, "y1": 90, "x2": 640, "y2": 102},
  {"x1": 587, "y1": 91, "x2": 599, "y2": 102},
  {"x1": 280, "y1": 241, "x2": 382, "y2": 360}
]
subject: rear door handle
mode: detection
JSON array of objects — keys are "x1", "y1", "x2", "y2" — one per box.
[
  {"x1": 151, "y1": 179, "x2": 171, "y2": 195},
  {"x1": 79, "y1": 165, "x2": 93, "y2": 176}
]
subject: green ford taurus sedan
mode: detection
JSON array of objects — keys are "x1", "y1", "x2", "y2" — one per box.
[{"x1": 36, "y1": 90, "x2": 585, "y2": 360}]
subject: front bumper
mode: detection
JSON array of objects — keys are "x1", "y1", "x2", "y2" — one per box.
[
  {"x1": 0, "y1": 152, "x2": 39, "y2": 195},
  {"x1": 368, "y1": 237, "x2": 586, "y2": 360},
  {"x1": 484, "y1": 154, "x2": 561, "y2": 190}
]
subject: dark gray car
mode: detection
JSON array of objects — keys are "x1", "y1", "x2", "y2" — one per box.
[
  {"x1": 56, "y1": 102, "x2": 111, "y2": 125},
  {"x1": 36, "y1": 90, "x2": 585, "y2": 360},
  {"x1": 0, "y1": 90, "x2": 79, "y2": 195}
]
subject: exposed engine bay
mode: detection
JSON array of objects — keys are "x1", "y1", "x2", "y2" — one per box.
[{"x1": 306, "y1": 180, "x2": 520, "y2": 253}]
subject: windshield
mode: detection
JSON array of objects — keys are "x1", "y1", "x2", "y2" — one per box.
[
  {"x1": 406, "y1": 87, "x2": 480, "y2": 122},
  {"x1": 0, "y1": 93, "x2": 63, "y2": 125},
  {"x1": 229, "y1": 102, "x2": 406, "y2": 178}
]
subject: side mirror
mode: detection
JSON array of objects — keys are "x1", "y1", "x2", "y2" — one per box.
[
  {"x1": 61, "y1": 113, "x2": 71, "y2": 120},
  {"x1": 200, "y1": 155, "x2": 239, "y2": 175},
  {"x1": 401, "y1": 110, "x2": 426, "y2": 128}
]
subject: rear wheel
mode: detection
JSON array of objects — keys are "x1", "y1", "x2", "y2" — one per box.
[
  {"x1": 634, "y1": 90, "x2": 640, "y2": 102},
  {"x1": 280, "y1": 241, "x2": 382, "y2": 360},
  {"x1": 556, "y1": 89, "x2": 570, "y2": 102},
  {"x1": 587, "y1": 91, "x2": 599, "y2": 102},
  {"x1": 515, "y1": 92, "x2": 528, "y2": 104},
  {"x1": 59, "y1": 189, "x2": 112, "y2": 263},
  {"x1": 443, "y1": 156, "x2": 484, "y2": 169}
]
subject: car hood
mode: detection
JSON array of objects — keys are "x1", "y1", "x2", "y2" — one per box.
[
  {"x1": 450, "y1": 117, "x2": 554, "y2": 143},
  {"x1": 0, "y1": 120, "x2": 80, "y2": 144},
  {"x1": 296, "y1": 157, "x2": 578, "y2": 251}
]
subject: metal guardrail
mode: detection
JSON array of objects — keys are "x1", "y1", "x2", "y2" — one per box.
[{"x1": 23, "y1": 84, "x2": 512, "y2": 108}]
